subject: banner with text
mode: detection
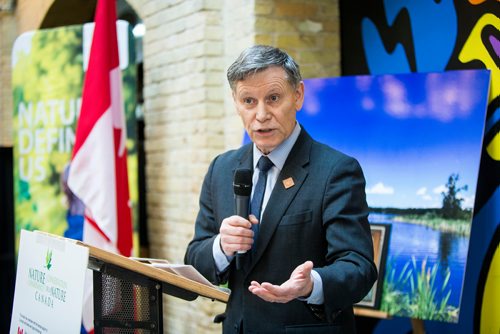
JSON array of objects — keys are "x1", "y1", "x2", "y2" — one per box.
[
  {"x1": 11, "y1": 21, "x2": 137, "y2": 251},
  {"x1": 10, "y1": 230, "x2": 89, "y2": 334}
]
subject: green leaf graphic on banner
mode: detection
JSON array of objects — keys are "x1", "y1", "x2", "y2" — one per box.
[{"x1": 45, "y1": 249, "x2": 52, "y2": 270}]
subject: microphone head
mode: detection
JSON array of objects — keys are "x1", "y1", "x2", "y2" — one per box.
[{"x1": 233, "y1": 169, "x2": 252, "y2": 196}]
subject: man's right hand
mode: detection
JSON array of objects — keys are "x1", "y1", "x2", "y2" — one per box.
[{"x1": 219, "y1": 214, "x2": 259, "y2": 256}]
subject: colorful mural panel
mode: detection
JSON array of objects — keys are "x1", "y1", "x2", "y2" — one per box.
[{"x1": 340, "y1": 1, "x2": 499, "y2": 332}]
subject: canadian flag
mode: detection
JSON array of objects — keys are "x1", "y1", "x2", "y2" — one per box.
[{"x1": 68, "y1": 0, "x2": 133, "y2": 332}]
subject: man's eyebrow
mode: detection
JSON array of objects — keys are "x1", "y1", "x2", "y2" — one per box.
[
  {"x1": 267, "y1": 89, "x2": 282, "y2": 94},
  {"x1": 267, "y1": 86, "x2": 285, "y2": 95},
  {"x1": 236, "y1": 90, "x2": 253, "y2": 97},
  {"x1": 268, "y1": 83, "x2": 283, "y2": 92}
]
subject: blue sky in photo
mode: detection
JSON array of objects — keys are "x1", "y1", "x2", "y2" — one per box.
[{"x1": 298, "y1": 70, "x2": 490, "y2": 209}]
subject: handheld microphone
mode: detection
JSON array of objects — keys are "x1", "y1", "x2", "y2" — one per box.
[{"x1": 233, "y1": 168, "x2": 252, "y2": 270}]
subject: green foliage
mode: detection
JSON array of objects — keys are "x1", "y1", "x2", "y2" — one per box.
[
  {"x1": 381, "y1": 258, "x2": 412, "y2": 315},
  {"x1": 441, "y1": 173, "x2": 469, "y2": 219},
  {"x1": 395, "y1": 212, "x2": 472, "y2": 236},
  {"x1": 12, "y1": 27, "x2": 83, "y2": 107},
  {"x1": 381, "y1": 257, "x2": 459, "y2": 322}
]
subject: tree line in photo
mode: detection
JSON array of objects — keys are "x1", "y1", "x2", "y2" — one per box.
[{"x1": 371, "y1": 173, "x2": 471, "y2": 236}]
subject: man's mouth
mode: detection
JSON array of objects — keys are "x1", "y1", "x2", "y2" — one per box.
[{"x1": 255, "y1": 128, "x2": 273, "y2": 134}]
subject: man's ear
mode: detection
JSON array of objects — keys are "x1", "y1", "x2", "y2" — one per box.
[{"x1": 295, "y1": 81, "x2": 305, "y2": 111}]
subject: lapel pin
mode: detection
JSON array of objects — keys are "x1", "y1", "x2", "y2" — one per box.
[{"x1": 283, "y1": 177, "x2": 295, "y2": 189}]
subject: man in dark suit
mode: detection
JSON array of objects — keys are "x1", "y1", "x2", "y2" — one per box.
[{"x1": 185, "y1": 45, "x2": 377, "y2": 333}]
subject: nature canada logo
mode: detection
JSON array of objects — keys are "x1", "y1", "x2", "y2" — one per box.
[{"x1": 28, "y1": 247, "x2": 68, "y2": 309}]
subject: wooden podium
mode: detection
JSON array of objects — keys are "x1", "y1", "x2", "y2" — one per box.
[{"x1": 77, "y1": 242, "x2": 229, "y2": 334}]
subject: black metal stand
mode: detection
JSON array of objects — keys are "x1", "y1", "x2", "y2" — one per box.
[{"x1": 90, "y1": 258, "x2": 163, "y2": 334}]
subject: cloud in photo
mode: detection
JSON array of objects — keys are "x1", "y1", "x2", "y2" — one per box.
[
  {"x1": 381, "y1": 75, "x2": 411, "y2": 118},
  {"x1": 416, "y1": 187, "x2": 433, "y2": 201},
  {"x1": 416, "y1": 187, "x2": 427, "y2": 196},
  {"x1": 458, "y1": 194, "x2": 475, "y2": 209},
  {"x1": 433, "y1": 184, "x2": 448, "y2": 195},
  {"x1": 366, "y1": 182, "x2": 394, "y2": 195}
]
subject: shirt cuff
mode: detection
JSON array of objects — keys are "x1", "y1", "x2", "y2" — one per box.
[
  {"x1": 297, "y1": 269, "x2": 324, "y2": 305},
  {"x1": 212, "y1": 234, "x2": 233, "y2": 272}
]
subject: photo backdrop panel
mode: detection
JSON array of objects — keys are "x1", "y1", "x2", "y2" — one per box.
[
  {"x1": 298, "y1": 70, "x2": 490, "y2": 322},
  {"x1": 11, "y1": 22, "x2": 137, "y2": 253}
]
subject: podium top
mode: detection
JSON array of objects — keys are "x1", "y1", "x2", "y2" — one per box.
[{"x1": 77, "y1": 240, "x2": 229, "y2": 303}]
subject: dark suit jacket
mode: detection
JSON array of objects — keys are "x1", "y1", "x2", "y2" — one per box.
[{"x1": 185, "y1": 128, "x2": 377, "y2": 334}]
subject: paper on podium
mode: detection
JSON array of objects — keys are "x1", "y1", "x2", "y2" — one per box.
[
  {"x1": 73, "y1": 239, "x2": 229, "y2": 303},
  {"x1": 131, "y1": 258, "x2": 230, "y2": 294}
]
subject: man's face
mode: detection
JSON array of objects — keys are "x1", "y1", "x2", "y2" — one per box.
[{"x1": 233, "y1": 66, "x2": 304, "y2": 155}]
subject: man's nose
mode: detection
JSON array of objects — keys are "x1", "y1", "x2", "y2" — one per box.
[{"x1": 255, "y1": 103, "x2": 269, "y2": 122}]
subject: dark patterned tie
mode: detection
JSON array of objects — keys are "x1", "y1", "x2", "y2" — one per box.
[{"x1": 250, "y1": 156, "x2": 274, "y2": 249}]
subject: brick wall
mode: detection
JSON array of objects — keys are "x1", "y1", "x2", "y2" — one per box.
[
  {"x1": 127, "y1": 1, "x2": 228, "y2": 332},
  {"x1": 222, "y1": 0, "x2": 255, "y2": 150},
  {"x1": 0, "y1": 9, "x2": 16, "y2": 147},
  {"x1": 255, "y1": 0, "x2": 340, "y2": 79}
]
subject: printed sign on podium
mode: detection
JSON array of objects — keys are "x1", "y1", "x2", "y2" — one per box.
[{"x1": 10, "y1": 230, "x2": 89, "y2": 334}]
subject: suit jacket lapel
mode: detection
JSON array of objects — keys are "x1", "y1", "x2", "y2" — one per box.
[
  {"x1": 247, "y1": 129, "x2": 313, "y2": 273},
  {"x1": 234, "y1": 144, "x2": 253, "y2": 172}
]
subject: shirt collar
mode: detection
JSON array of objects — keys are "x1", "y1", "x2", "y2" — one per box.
[{"x1": 253, "y1": 123, "x2": 301, "y2": 171}]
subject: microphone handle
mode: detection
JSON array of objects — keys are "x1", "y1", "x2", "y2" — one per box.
[
  {"x1": 234, "y1": 194, "x2": 249, "y2": 270},
  {"x1": 235, "y1": 195, "x2": 250, "y2": 221}
]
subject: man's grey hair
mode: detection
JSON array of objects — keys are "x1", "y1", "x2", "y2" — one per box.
[{"x1": 227, "y1": 45, "x2": 302, "y2": 91}]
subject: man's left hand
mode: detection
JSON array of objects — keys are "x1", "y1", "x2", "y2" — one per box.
[{"x1": 248, "y1": 261, "x2": 314, "y2": 303}]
